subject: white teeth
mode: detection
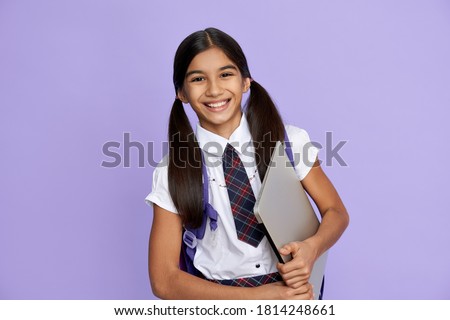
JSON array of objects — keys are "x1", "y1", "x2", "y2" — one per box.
[{"x1": 207, "y1": 100, "x2": 227, "y2": 108}]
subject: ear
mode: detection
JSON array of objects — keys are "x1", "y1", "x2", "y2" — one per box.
[
  {"x1": 177, "y1": 89, "x2": 188, "y2": 104},
  {"x1": 243, "y1": 77, "x2": 251, "y2": 93}
]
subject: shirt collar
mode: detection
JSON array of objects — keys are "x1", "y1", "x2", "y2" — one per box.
[{"x1": 196, "y1": 114, "x2": 252, "y2": 157}]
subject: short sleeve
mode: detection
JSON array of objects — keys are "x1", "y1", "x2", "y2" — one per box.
[
  {"x1": 284, "y1": 125, "x2": 319, "y2": 181},
  {"x1": 145, "y1": 155, "x2": 178, "y2": 214}
]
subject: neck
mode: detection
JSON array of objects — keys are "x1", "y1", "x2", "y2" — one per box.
[{"x1": 200, "y1": 112, "x2": 243, "y2": 140}]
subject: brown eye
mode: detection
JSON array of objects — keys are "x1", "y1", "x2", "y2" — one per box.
[
  {"x1": 221, "y1": 72, "x2": 233, "y2": 78},
  {"x1": 191, "y1": 77, "x2": 205, "y2": 82}
]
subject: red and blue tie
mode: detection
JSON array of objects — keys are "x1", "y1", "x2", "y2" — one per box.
[{"x1": 222, "y1": 143, "x2": 264, "y2": 247}]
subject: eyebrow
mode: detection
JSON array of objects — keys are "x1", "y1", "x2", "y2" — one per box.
[{"x1": 185, "y1": 65, "x2": 238, "y2": 78}]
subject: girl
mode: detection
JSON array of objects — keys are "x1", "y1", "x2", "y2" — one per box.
[{"x1": 146, "y1": 27, "x2": 349, "y2": 300}]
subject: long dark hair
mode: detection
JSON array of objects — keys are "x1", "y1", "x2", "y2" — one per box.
[{"x1": 168, "y1": 27, "x2": 285, "y2": 228}]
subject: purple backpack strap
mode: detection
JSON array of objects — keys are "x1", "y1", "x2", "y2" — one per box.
[{"x1": 180, "y1": 151, "x2": 218, "y2": 276}]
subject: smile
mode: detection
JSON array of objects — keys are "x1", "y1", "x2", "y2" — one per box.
[
  {"x1": 204, "y1": 99, "x2": 231, "y2": 112},
  {"x1": 205, "y1": 99, "x2": 230, "y2": 109}
]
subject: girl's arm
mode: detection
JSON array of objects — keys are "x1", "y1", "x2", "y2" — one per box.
[
  {"x1": 149, "y1": 204, "x2": 314, "y2": 300},
  {"x1": 277, "y1": 160, "x2": 350, "y2": 288}
]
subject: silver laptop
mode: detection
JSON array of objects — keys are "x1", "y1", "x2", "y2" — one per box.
[{"x1": 254, "y1": 141, "x2": 328, "y2": 299}]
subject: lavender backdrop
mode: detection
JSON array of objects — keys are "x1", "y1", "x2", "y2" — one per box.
[{"x1": 1, "y1": 0, "x2": 449, "y2": 299}]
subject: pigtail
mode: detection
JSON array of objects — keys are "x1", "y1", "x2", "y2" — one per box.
[
  {"x1": 168, "y1": 99, "x2": 203, "y2": 228},
  {"x1": 245, "y1": 80, "x2": 285, "y2": 181}
]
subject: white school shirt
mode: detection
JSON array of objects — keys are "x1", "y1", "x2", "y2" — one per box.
[{"x1": 145, "y1": 115, "x2": 319, "y2": 280}]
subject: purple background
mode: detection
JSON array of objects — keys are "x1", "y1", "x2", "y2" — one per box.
[{"x1": 1, "y1": 0, "x2": 449, "y2": 299}]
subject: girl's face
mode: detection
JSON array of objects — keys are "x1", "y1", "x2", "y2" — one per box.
[{"x1": 178, "y1": 47, "x2": 251, "y2": 139}]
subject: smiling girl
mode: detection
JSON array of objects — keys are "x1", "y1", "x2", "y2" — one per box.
[{"x1": 146, "y1": 28, "x2": 349, "y2": 299}]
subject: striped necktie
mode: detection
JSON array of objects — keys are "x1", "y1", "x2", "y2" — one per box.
[{"x1": 222, "y1": 143, "x2": 264, "y2": 247}]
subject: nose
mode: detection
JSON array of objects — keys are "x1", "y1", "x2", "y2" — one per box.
[{"x1": 205, "y1": 79, "x2": 223, "y2": 97}]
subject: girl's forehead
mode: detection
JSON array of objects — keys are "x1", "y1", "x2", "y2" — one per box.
[{"x1": 187, "y1": 47, "x2": 237, "y2": 72}]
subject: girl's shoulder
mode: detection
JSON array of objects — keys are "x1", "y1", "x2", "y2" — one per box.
[
  {"x1": 149, "y1": 155, "x2": 170, "y2": 193},
  {"x1": 146, "y1": 154, "x2": 178, "y2": 213},
  {"x1": 151, "y1": 154, "x2": 169, "y2": 177},
  {"x1": 284, "y1": 124, "x2": 314, "y2": 145},
  {"x1": 156, "y1": 154, "x2": 169, "y2": 168},
  {"x1": 283, "y1": 124, "x2": 319, "y2": 181}
]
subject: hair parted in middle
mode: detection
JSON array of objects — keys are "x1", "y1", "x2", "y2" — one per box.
[{"x1": 168, "y1": 27, "x2": 285, "y2": 228}]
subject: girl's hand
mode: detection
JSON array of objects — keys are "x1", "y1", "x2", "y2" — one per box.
[
  {"x1": 277, "y1": 240, "x2": 318, "y2": 289},
  {"x1": 255, "y1": 281, "x2": 314, "y2": 300}
]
